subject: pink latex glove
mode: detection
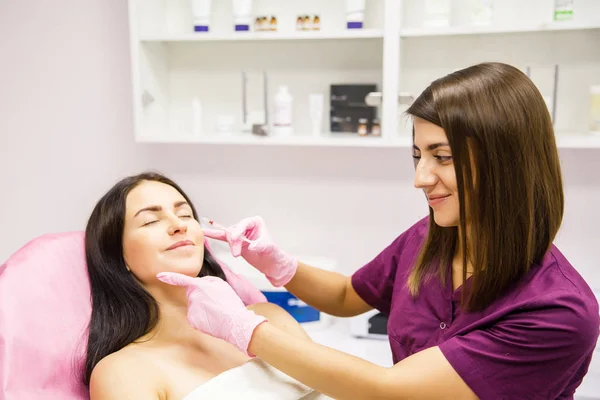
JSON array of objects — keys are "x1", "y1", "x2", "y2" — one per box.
[
  {"x1": 156, "y1": 272, "x2": 267, "y2": 356},
  {"x1": 203, "y1": 216, "x2": 298, "y2": 287},
  {"x1": 220, "y1": 262, "x2": 267, "y2": 305},
  {"x1": 205, "y1": 239, "x2": 267, "y2": 305}
]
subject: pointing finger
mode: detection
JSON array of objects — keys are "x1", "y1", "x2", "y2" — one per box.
[
  {"x1": 156, "y1": 272, "x2": 198, "y2": 288},
  {"x1": 202, "y1": 228, "x2": 228, "y2": 241}
]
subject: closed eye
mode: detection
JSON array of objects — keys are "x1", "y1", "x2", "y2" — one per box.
[
  {"x1": 142, "y1": 220, "x2": 158, "y2": 226},
  {"x1": 412, "y1": 155, "x2": 421, "y2": 167}
]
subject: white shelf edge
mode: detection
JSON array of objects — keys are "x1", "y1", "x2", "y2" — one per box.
[
  {"x1": 135, "y1": 134, "x2": 411, "y2": 148},
  {"x1": 400, "y1": 21, "x2": 600, "y2": 38},
  {"x1": 135, "y1": 134, "x2": 600, "y2": 149},
  {"x1": 136, "y1": 133, "x2": 412, "y2": 148},
  {"x1": 139, "y1": 29, "x2": 384, "y2": 43},
  {"x1": 555, "y1": 134, "x2": 600, "y2": 149}
]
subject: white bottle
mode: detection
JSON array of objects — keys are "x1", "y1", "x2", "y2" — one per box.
[
  {"x1": 423, "y1": 0, "x2": 451, "y2": 28},
  {"x1": 554, "y1": 0, "x2": 574, "y2": 22},
  {"x1": 232, "y1": 0, "x2": 253, "y2": 31},
  {"x1": 309, "y1": 93, "x2": 324, "y2": 137},
  {"x1": 470, "y1": 0, "x2": 494, "y2": 26},
  {"x1": 191, "y1": 0, "x2": 212, "y2": 32},
  {"x1": 590, "y1": 85, "x2": 600, "y2": 135},
  {"x1": 192, "y1": 97, "x2": 202, "y2": 137},
  {"x1": 273, "y1": 85, "x2": 293, "y2": 136},
  {"x1": 345, "y1": 0, "x2": 366, "y2": 29}
]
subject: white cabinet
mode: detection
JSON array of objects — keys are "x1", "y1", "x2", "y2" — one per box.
[{"x1": 127, "y1": 0, "x2": 600, "y2": 148}]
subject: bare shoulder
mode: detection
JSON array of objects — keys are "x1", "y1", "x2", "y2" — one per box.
[
  {"x1": 247, "y1": 302, "x2": 311, "y2": 340},
  {"x1": 89, "y1": 347, "x2": 163, "y2": 399}
]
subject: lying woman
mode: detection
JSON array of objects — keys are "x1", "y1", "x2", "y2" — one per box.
[{"x1": 83, "y1": 171, "x2": 331, "y2": 399}]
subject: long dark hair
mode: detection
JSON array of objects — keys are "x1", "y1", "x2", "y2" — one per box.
[
  {"x1": 406, "y1": 62, "x2": 564, "y2": 312},
  {"x1": 82, "y1": 171, "x2": 226, "y2": 386}
]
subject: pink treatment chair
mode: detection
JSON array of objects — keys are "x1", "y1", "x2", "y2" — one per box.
[{"x1": 0, "y1": 231, "x2": 266, "y2": 399}]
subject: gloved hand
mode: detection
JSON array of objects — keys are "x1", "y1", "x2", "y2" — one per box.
[
  {"x1": 156, "y1": 272, "x2": 267, "y2": 356},
  {"x1": 220, "y1": 262, "x2": 267, "y2": 305},
  {"x1": 203, "y1": 216, "x2": 298, "y2": 287},
  {"x1": 205, "y1": 240, "x2": 267, "y2": 305}
]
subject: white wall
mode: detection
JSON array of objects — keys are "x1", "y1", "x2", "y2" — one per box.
[
  {"x1": 0, "y1": 0, "x2": 599, "y2": 298},
  {"x1": 0, "y1": 0, "x2": 145, "y2": 249}
]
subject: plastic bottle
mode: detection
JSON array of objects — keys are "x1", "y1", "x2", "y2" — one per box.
[
  {"x1": 470, "y1": 0, "x2": 494, "y2": 26},
  {"x1": 590, "y1": 85, "x2": 600, "y2": 135},
  {"x1": 191, "y1": 0, "x2": 212, "y2": 32},
  {"x1": 424, "y1": 0, "x2": 451, "y2": 28},
  {"x1": 232, "y1": 0, "x2": 253, "y2": 31},
  {"x1": 273, "y1": 85, "x2": 293, "y2": 136},
  {"x1": 346, "y1": 0, "x2": 366, "y2": 29},
  {"x1": 554, "y1": 0, "x2": 574, "y2": 21}
]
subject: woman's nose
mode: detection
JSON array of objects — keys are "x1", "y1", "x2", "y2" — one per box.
[
  {"x1": 168, "y1": 217, "x2": 188, "y2": 236},
  {"x1": 414, "y1": 161, "x2": 438, "y2": 189}
]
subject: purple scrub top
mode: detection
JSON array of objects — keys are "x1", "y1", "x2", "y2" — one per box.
[{"x1": 351, "y1": 216, "x2": 600, "y2": 399}]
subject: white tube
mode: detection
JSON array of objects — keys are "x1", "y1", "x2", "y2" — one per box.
[
  {"x1": 346, "y1": 0, "x2": 366, "y2": 29},
  {"x1": 309, "y1": 94, "x2": 324, "y2": 137},
  {"x1": 191, "y1": 0, "x2": 212, "y2": 32},
  {"x1": 192, "y1": 97, "x2": 202, "y2": 137},
  {"x1": 233, "y1": 0, "x2": 253, "y2": 32}
]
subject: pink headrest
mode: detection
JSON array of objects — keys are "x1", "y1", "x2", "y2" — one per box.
[
  {"x1": 0, "y1": 232, "x2": 90, "y2": 399},
  {"x1": 0, "y1": 233, "x2": 265, "y2": 399}
]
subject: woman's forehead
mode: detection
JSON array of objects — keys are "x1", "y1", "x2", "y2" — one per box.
[
  {"x1": 126, "y1": 181, "x2": 186, "y2": 212},
  {"x1": 413, "y1": 119, "x2": 449, "y2": 149}
]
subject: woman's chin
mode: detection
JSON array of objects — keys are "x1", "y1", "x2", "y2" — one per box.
[
  {"x1": 432, "y1": 213, "x2": 459, "y2": 228},
  {"x1": 160, "y1": 264, "x2": 202, "y2": 278}
]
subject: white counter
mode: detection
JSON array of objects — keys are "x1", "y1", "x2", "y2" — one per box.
[{"x1": 306, "y1": 319, "x2": 393, "y2": 367}]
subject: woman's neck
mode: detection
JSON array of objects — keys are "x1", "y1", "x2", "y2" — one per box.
[{"x1": 140, "y1": 286, "x2": 202, "y2": 345}]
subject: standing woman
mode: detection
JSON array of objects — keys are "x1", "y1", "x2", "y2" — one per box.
[{"x1": 159, "y1": 62, "x2": 600, "y2": 400}]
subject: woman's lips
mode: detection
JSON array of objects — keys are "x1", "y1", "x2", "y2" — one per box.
[
  {"x1": 167, "y1": 240, "x2": 194, "y2": 250},
  {"x1": 428, "y1": 194, "x2": 451, "y2": 206}
]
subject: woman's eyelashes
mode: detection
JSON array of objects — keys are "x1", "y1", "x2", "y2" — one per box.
[
  {"x1": 411, "y1": 154, "x2": 453, "y2": 163},
  {"x1": 435, "y1": 155, "x2": 453, "y2": 162},
  {"x1": 412, "y1": 154, "x2": 421, "y2": 167},
  {"x1": 141, "y1": 214, "x2": 193, "y2": 227}
]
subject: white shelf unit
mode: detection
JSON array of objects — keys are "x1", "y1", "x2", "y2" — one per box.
[
  {"x1": 127, "y1": 0, "x2": 600, "y2": 149},
  {"x1": 136, "y1": 132, "x2": 413, "y2": 148},
  {"x1": 140, "y1": 29, "x2": 385, "y2": 42},
  {"x1": 400, "y1": 19, "x2": 600, "y2": 37}
]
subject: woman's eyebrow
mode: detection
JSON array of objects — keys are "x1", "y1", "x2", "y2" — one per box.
[
  {"x1": 412, "y1": 142, "x2": 450, "y2": 151},
  {"x1": 134, "y1": 201, "x2": 189, "y2": 218}
]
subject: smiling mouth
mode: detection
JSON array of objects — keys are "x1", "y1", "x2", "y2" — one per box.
[
  {"x1": 428, "y1": 194, "x2": 451, "y2": 205},
  {"x1": 167, "y1": 240, "x2": 194, "y2": 251}
]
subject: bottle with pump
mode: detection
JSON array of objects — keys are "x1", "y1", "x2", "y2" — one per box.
[{"x1": 273, "y1": 85, "x2": 293, "y2": 136}]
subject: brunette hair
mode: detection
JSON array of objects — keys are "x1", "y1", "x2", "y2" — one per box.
[
  {"x1": 406, "y1": 62, "x2": 564, "y2": 311},
  {"x1": 82, "y1": 171, "x2": 226, "y2": 385}
]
